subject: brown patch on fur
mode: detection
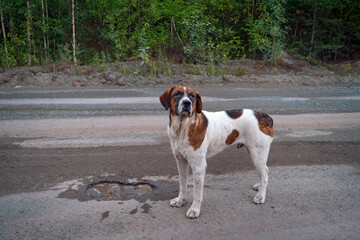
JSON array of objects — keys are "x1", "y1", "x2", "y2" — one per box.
[
  {"x1": 194, "y1": 91, "x2": 202, "y2": 114},
  {"x1": 160, "y1": 86, "x2": 184, "y2": 117},
  {"x1": 169, "y1": 96, "x2": 178, "y2": 116},
  {"x1": 170, "y1": 86, "x2": 185, "y2": 116},
  {"x1": 225, "y1": 109, "x2": 243, "y2": 119},
  {"x1": 188, "y1": 113, "x2": 208, "y2": 151},
  {"x1": 254, "y1": 111, "x2": 274, "y2": 137},
  {"x1": 225, "y1": 129, "x2": 240, "y2": 145},
  {"x1": 169, "y1": 113, "x2": 172, "y2": 127}
]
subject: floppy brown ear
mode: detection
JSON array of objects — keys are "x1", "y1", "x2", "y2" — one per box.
[
  {"x1": 159, "y1": 87, "x2": 174, "y2": 111},
  {"x1": 196, "y1": 91, "x2": 202, "y2": 113}
]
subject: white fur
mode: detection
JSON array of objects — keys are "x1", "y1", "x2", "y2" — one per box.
[{"x1": 168, "y1": 107, "x2": 273, "y2": 219}]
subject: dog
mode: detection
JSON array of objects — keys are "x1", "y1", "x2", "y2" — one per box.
[{"x1": 159, "y1": 86, "x2": 274, "y2": 219}]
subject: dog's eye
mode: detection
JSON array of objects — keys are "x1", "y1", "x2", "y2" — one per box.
[
  {"x1": 174, "y1": 92, "x2": 182, "y2": 98},
  {"x1": 189, "y1": 94, "x2": 195, "y2": 100}
]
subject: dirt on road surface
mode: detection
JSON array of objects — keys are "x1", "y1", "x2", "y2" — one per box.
[{"x1": 0, "y1": 77, "x2": 359, "y2": 239}]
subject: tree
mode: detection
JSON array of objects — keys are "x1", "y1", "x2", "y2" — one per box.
[
  {"x1": 0, "y1": 0, "x2": 9, "y2": 67},
  {"x1": 26, "y1": 0, "x2": 32, "y2": 65},
  {"x1": 41, "y1": 0, "x2": 48, "y2": 64},
  {"x1": 72, "y1": 0, "x2": 76, "y2": 65}
]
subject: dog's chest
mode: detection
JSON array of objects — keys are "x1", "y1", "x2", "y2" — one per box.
[
  {"x1": 168, "y1": 118, "x2": 196, "y2": 153},
  {"x1": 168, "y1": 124, "x2": 189, "y2": 147}
]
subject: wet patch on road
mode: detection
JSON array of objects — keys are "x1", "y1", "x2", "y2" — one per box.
[
  {"x1": 141, "y1": 203, "x2": 152, "y2": 213},
  {"x1": 85, "y1": 180, "x2": 155, "y2": 201},
  {"x1": 57, "y1": 176, "x2": 178, "y2": 203},
  {"x1": 129, "y1": 207, "x2": 138, "y2": 215},
  {"x1": 100, "y1": 211, "x2": 110, "y2": 222}
]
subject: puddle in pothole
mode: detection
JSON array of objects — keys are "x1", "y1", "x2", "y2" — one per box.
[{"x1": 85, "y1": 181, "x2": 155, "y2": 201}]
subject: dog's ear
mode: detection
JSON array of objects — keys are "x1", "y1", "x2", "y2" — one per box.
[
  {"x1": 159, "y1": 87, "x2": 174, "y2": 111},
  {"x1": 196, "y1": 91, "x2": 202, "y2": 113}
]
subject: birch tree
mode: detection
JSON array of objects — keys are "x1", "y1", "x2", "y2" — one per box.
[
  {"x1": 26, "y1": 0, "x2": 31, "y2": 65},
  {"x1": 310, "y1": 2, "x2": 317, "y2": 56},
  {"x1": 0, "y1": 0, "x2": 9, "y2": 67},
  {"x1": 41, "y1": 0, "x2": 48, "y2": 64},
  {"x1": 72, "y1": 0, "x2": 77, "y2": 65}
]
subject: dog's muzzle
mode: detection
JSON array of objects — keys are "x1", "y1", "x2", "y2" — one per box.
[{"x1": 178, "y1": 98, "x2": 192, "y2": 116}]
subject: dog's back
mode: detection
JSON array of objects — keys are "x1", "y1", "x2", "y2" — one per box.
[{"x1": 202, "y1": 109, "x2": 273, "y2": 158}]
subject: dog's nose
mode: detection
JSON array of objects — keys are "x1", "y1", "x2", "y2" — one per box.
[{"x1": 183, "y1": 100, "x2": 191, "y2": 106}]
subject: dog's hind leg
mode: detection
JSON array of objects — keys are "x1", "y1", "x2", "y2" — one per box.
[
  {"x1": 248, "y1": 142, "x2": 271, "y2": 204},
  {"x1": 170, "y1": 154, "x2": 189, "y2": 208}
]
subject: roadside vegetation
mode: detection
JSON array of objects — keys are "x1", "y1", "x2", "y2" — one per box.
[{"x1": 0, "y1": 0, "x2": 359, "y2": 73}]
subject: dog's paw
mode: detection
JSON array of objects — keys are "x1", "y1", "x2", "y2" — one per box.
[
  {"x1": 186, "y1": 207, "x2": 200, "y2": 219},
  {"x1": 252, "y1": 183, "x2": 260, "y2": 191},
  {"x1": 253, "y1": 193, "x2": 265, "y2": 204},
  {"x1": 170, "y1": 197, "x2": 185, "y2": 208}
]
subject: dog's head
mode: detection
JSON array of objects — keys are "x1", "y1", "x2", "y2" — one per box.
[{"x1": 160, "y1": 86, "x2": 202, "y2": 117}]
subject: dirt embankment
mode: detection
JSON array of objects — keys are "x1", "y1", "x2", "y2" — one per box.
[{"x1": 1, "y1": 58, "x2": 360, "y2": 89}]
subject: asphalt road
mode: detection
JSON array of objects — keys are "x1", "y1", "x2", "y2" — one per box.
[
  {"x1": 1, "y1": 86, "x2": 360, "y2": 120},
  {"x1": 0, "y1": 86, "x2": 359, "y2": 240}
]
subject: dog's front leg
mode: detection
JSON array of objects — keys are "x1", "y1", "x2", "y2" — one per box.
[
  {"x1": 170, "y1": 155, "x2": 189, "y2": 208},
  {"x1": 186, "y1": 160, "x2": 206, "y2": 219}
]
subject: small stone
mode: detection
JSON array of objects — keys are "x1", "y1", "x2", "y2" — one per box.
[
  {"x1": 109, "y1": 184, "x2": 121, "y2": 199},
  {"x1": 107, "y1": 73, "x2": 116, "y2": 82},
  {"x1": 115, "y1": 77, "x2": 126, "y2": 86},
  {"x1": 86, "y1": 188, "x2": 103, "y2": 198}
]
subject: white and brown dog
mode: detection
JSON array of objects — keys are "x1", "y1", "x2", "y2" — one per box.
[{"x1": 160, "y1": 86, "x2": 274, "y2": 219}]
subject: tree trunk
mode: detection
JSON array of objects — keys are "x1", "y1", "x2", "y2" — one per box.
[
  {"x1": 0, "y1": 0, "x2": 9, "y2": 68},
  {"x1": 72, "y1": 0, "x2": 77, "y2": 66},
  {"x1": 10, "y1": 17, "x2": 21, "y2": 65},
  {"x1": 171, "y1": 16, "x2": 183, "y2": 46},
  {"x1": 31, "y1": 30, "x2": 36, "y2": 64},
  {"x1": 310, "y1": 2, "x2": 317, "y2": 56},
  {"x1": 45, "y1": 0, "x2": 49, "y2": 61},
  {"x1": 39, "y1": 37, "x2": 43, "y2": 65},
  {"x1": 41, "y1": 0, "x2": 48, "y2": 64},
  {"x1": 27, "y1": 0, "x2": 32, "y2": 66},
  {"x1": 293, "y1": 20, "x2": 298, "y2": 44}
]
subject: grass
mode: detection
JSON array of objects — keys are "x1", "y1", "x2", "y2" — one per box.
[{"x1": 114, "y1": 60, "x2": 248, "y2": 77}]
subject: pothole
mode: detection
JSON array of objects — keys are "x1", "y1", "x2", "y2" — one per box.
[
  {"x1": 85, "y1": 181, "x2": 155, "y2": 201},
  {"x1": 57, "y1": 178, "x2": 177, "y2": 202}
]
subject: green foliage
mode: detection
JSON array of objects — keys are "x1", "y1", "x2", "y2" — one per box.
[
  {"x1": 0, "y1": 0, "x2": 359, "y2": 68},
  {"x1": 246, "y1": 0, "x2": 288, "y2": 65},
  {"x1": 89, "y1": 51, "x2": 107, "y2": 68},
  {"x1": 182, "y1": 10, "x2": 213, "y2": 63},
  {"x1": 57, "y1": 44, "x2": 73, "y2": 64}
]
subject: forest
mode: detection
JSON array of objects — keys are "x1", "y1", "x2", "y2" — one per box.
[{"x1": 0, "y1": 0, "x2": 359, "y2": 68}]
